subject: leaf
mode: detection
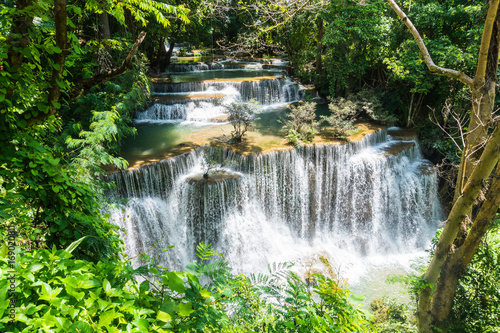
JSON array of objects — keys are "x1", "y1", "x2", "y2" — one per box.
[
  {"x1": 77, "y1": 278, "x2": 100, "y2": 289},
  {"x1": 37, "y1": 103, "x2": 48, "y2": 113},
  {"x1": 50, "y1": 46, "x2": 62, "y2": 53},
  {"x1": 200, "y1": 288, "x2": 211, "y2": 298},
  {"x1": 139, "y1": 280, "x2": 149, "y2": 294},
  {"x1": 99, "y1": 309, "x2": 116, "y2": 327},
  {"x1": 157, "y1": 310, "x2": 171, "y2": 323},
  {"x1": 70, "y1": 322, "x2": 92, "y2": 333},
  {"x1": 177, "y1": 302, "x2": 194, "y2": 317},
  {"x1": 65, "y1": 236, "x2": 87, "y2": 253},
  {"x1": 165, "y1": 271, "x2": 185, "y2": 294},
  {"x1": 27, "y1": 264, "x2": 44, "y2": 273}
]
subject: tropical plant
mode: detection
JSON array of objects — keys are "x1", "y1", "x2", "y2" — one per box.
[{"x1": 0, "y1": 239, "x2": 371, "y2": 332}]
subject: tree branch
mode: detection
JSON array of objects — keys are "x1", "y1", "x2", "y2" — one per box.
[
  {"x1": 456, "y1": 164, "x2": 500, "y2": 266},
  {"x1": 475, "y1": 0, "x2": 500, "y2": 81},
  {"x1": 69, "y1": 31, "x2": 147, "y2": 101},
  {"x1": 423, "y1": 125, "x2": 500, "y2": 286},
  {"x1": 385, "y1": 0, "x2": 474, "y2": 87}
]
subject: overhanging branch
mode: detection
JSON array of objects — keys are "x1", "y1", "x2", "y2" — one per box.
[
  {"x1": 385, "y1": 0, "x2": 474, "y2": 87},
  {"x1": 69, "y1": 31, "x2": 147, "y2": 101}
]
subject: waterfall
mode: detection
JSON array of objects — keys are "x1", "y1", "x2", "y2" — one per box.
[
  {"x1": 106, "y1": 129, "x2": 442, "y2": 277},
  {"x1": 135, "y1": 100, "x2": 232, "y2": 123},
  {"x1": 137, "y1": 78, "x2": 302, "y2": 122}
]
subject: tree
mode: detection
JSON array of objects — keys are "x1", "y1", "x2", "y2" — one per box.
[
  {"x1": 0, "y1": 0, "x2": 188, "y2": 257},
  {"x1": 385, "y1": 1, "x2": 500, "y2": 331},
  {"x1": 226, "y1": 100, "x2": 259, "y2": 143},
  {"x1": 321, "y1": 98, "x2": 356, "y2": 139},
  {"x1": 283, "y1": 101, "x2": 320, "y2": 145}
]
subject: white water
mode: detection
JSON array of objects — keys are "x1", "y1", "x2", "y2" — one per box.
[
  {"x1": 136, "y1": 69, "x2": 302, "y2": 123},
  {"x1": 107, "y1": 129, "x2": 442, "y2": 300}
]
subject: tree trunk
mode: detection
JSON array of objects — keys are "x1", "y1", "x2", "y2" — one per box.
[
  {"x1": 421, "y1": 164, "x2": 500, "y2": 333},
  {"x1": 68, "y1": 31, "x2": 147, "y2": 102},
  {"x1": 454, "y1": 7, "x2": 500, "y2": 202},
  {"x1": 385, "y1": 1, "x2": 500, "y2": 332},
  {"x1": 5, "y1": 0, "x2": 34, "y2": 101},
  {"x1": 100, "y1": 12, "x2": 111, "y2": 41},
  {"x1": 316, "y1": 17, "x2": 324, "y2": 74}
]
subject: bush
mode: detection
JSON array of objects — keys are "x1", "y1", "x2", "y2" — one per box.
[
  {"x1": 322, "y1": 89, "x2": 397, "y2": 139},
  {"x1": 283, "y1": 101, "x2": 320, "y2": 145},
  {"x1": 370, "y1": 298, "x2": 416, "y2": 333},
  {"x1": 321, "y1": 98, "x2": 357, "y2": 139},
  {"x1": 226, "y1": 100, "x2": 259, "y2": 143},
  {"x1": 0, "y1": 240, "x2": 371, "y2": 332}
]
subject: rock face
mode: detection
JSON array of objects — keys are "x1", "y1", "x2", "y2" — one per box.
[{"x1": 106, "y1": 128, "x2": 443, "y2": 274}]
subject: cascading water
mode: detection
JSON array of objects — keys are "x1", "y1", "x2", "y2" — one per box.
[
  {"x1": 112, "y1": 58, "x2": 443, "y2": 302},
  {"x1": 107, "y1": 128, "x2": 442, "y2": 291},
  {"x1": 136, "y1": 61, "x2": 302, "y2": 123}
]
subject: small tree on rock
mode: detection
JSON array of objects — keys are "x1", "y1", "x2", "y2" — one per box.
[
  {"x1": 227, "y1": 100, "x2": 259, "y2": 143},
  {"x1": 321, "y1": 98, "x2": 357, "y2": 139},
  {"x1": 201, "y1": 145, "x2": 226, "y2": 179},
  {"x1": 283, "y1": 101, "x2": 320, "y2": 146}
]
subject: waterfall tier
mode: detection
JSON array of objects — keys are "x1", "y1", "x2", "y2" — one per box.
[
  {"x1": 164, "y1": 60, "x2": 289, "y2": 73},
  {"x1": 107, "y1": 129, "x2": 442, "y2": 274},
  {"x1": 136, "y1": 78, "x2": 302, "y2": 122},
  {"x1": 152, "y1": 78, "x2": 301, "y2": 103}
]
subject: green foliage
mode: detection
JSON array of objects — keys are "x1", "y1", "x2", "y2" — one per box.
[
  {"x1": 0, "y1": 240, "x2": 216, "y2": 332},
  {"x1": 323, "y1": 90, "x2": 396, "y2": 139},
  {"x1": 0, "y1": 126, "x2": 122, "y2": 259},
  {"x1": 322, "y1": 0, "x2": 392, "y2": 96},
  {"x1": 226, "y1": 100, "x2": 259, "y2": 143},
  {"x1": 388, "y1": 222, "x2": 500, "y2": 333},
  {"x1": 66, "y1": 109, "x2": 130, "y2": 177},
  {"x1": 285, "y1": 129, "x2": 302, "y2": 148},
  {"x1": 0, "y1": 0, "x2": 184, "y2": 261},
  {"x1": 447, "y1": 219, "x2": 500, "y2": 332},
  {"x1": 0, "y1": 242, "x2": 371, "y2": 332},
  {"x1": 370, "y1": 298, "x2": 417, "y2": 333},
  {"x1": 283, "y1": 101, "x2": 320, "y2": 145},
  {"x1": 200, "y1": 146, "x2": 230, "y2": 180},
  {"x1": 321, "y1": 98, "x2": 357, "y2": 139}
]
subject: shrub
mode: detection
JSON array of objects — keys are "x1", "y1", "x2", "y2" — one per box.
[
  {"x1": 0, "y1": 240, "x2": 371, "y2": 332},
  {"x1": 226, "y1": 100, "x2": 259, "y2": 143},
  {"x1": 321, "y1": 98, "x2": 357, "y2": 139},
  {"x1": 322, "y1": 89, "x2": 397, "y2": 139},
  {"x1": 283, "y1": 101, "x2": 320, "y2": 145}
]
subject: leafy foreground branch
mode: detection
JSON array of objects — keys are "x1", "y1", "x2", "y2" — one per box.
[{"x1": 0, "y1": 241, "x2": 370, "y2": 332}]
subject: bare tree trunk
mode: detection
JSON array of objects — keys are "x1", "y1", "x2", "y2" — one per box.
[{"x1": 100, "y1": 12, "x2": 111, "y2": 40}]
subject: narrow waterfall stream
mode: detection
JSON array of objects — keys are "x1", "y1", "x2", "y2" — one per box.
[{"x1": 107, "y1": 58, "x2": 443, "y2": 303}]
